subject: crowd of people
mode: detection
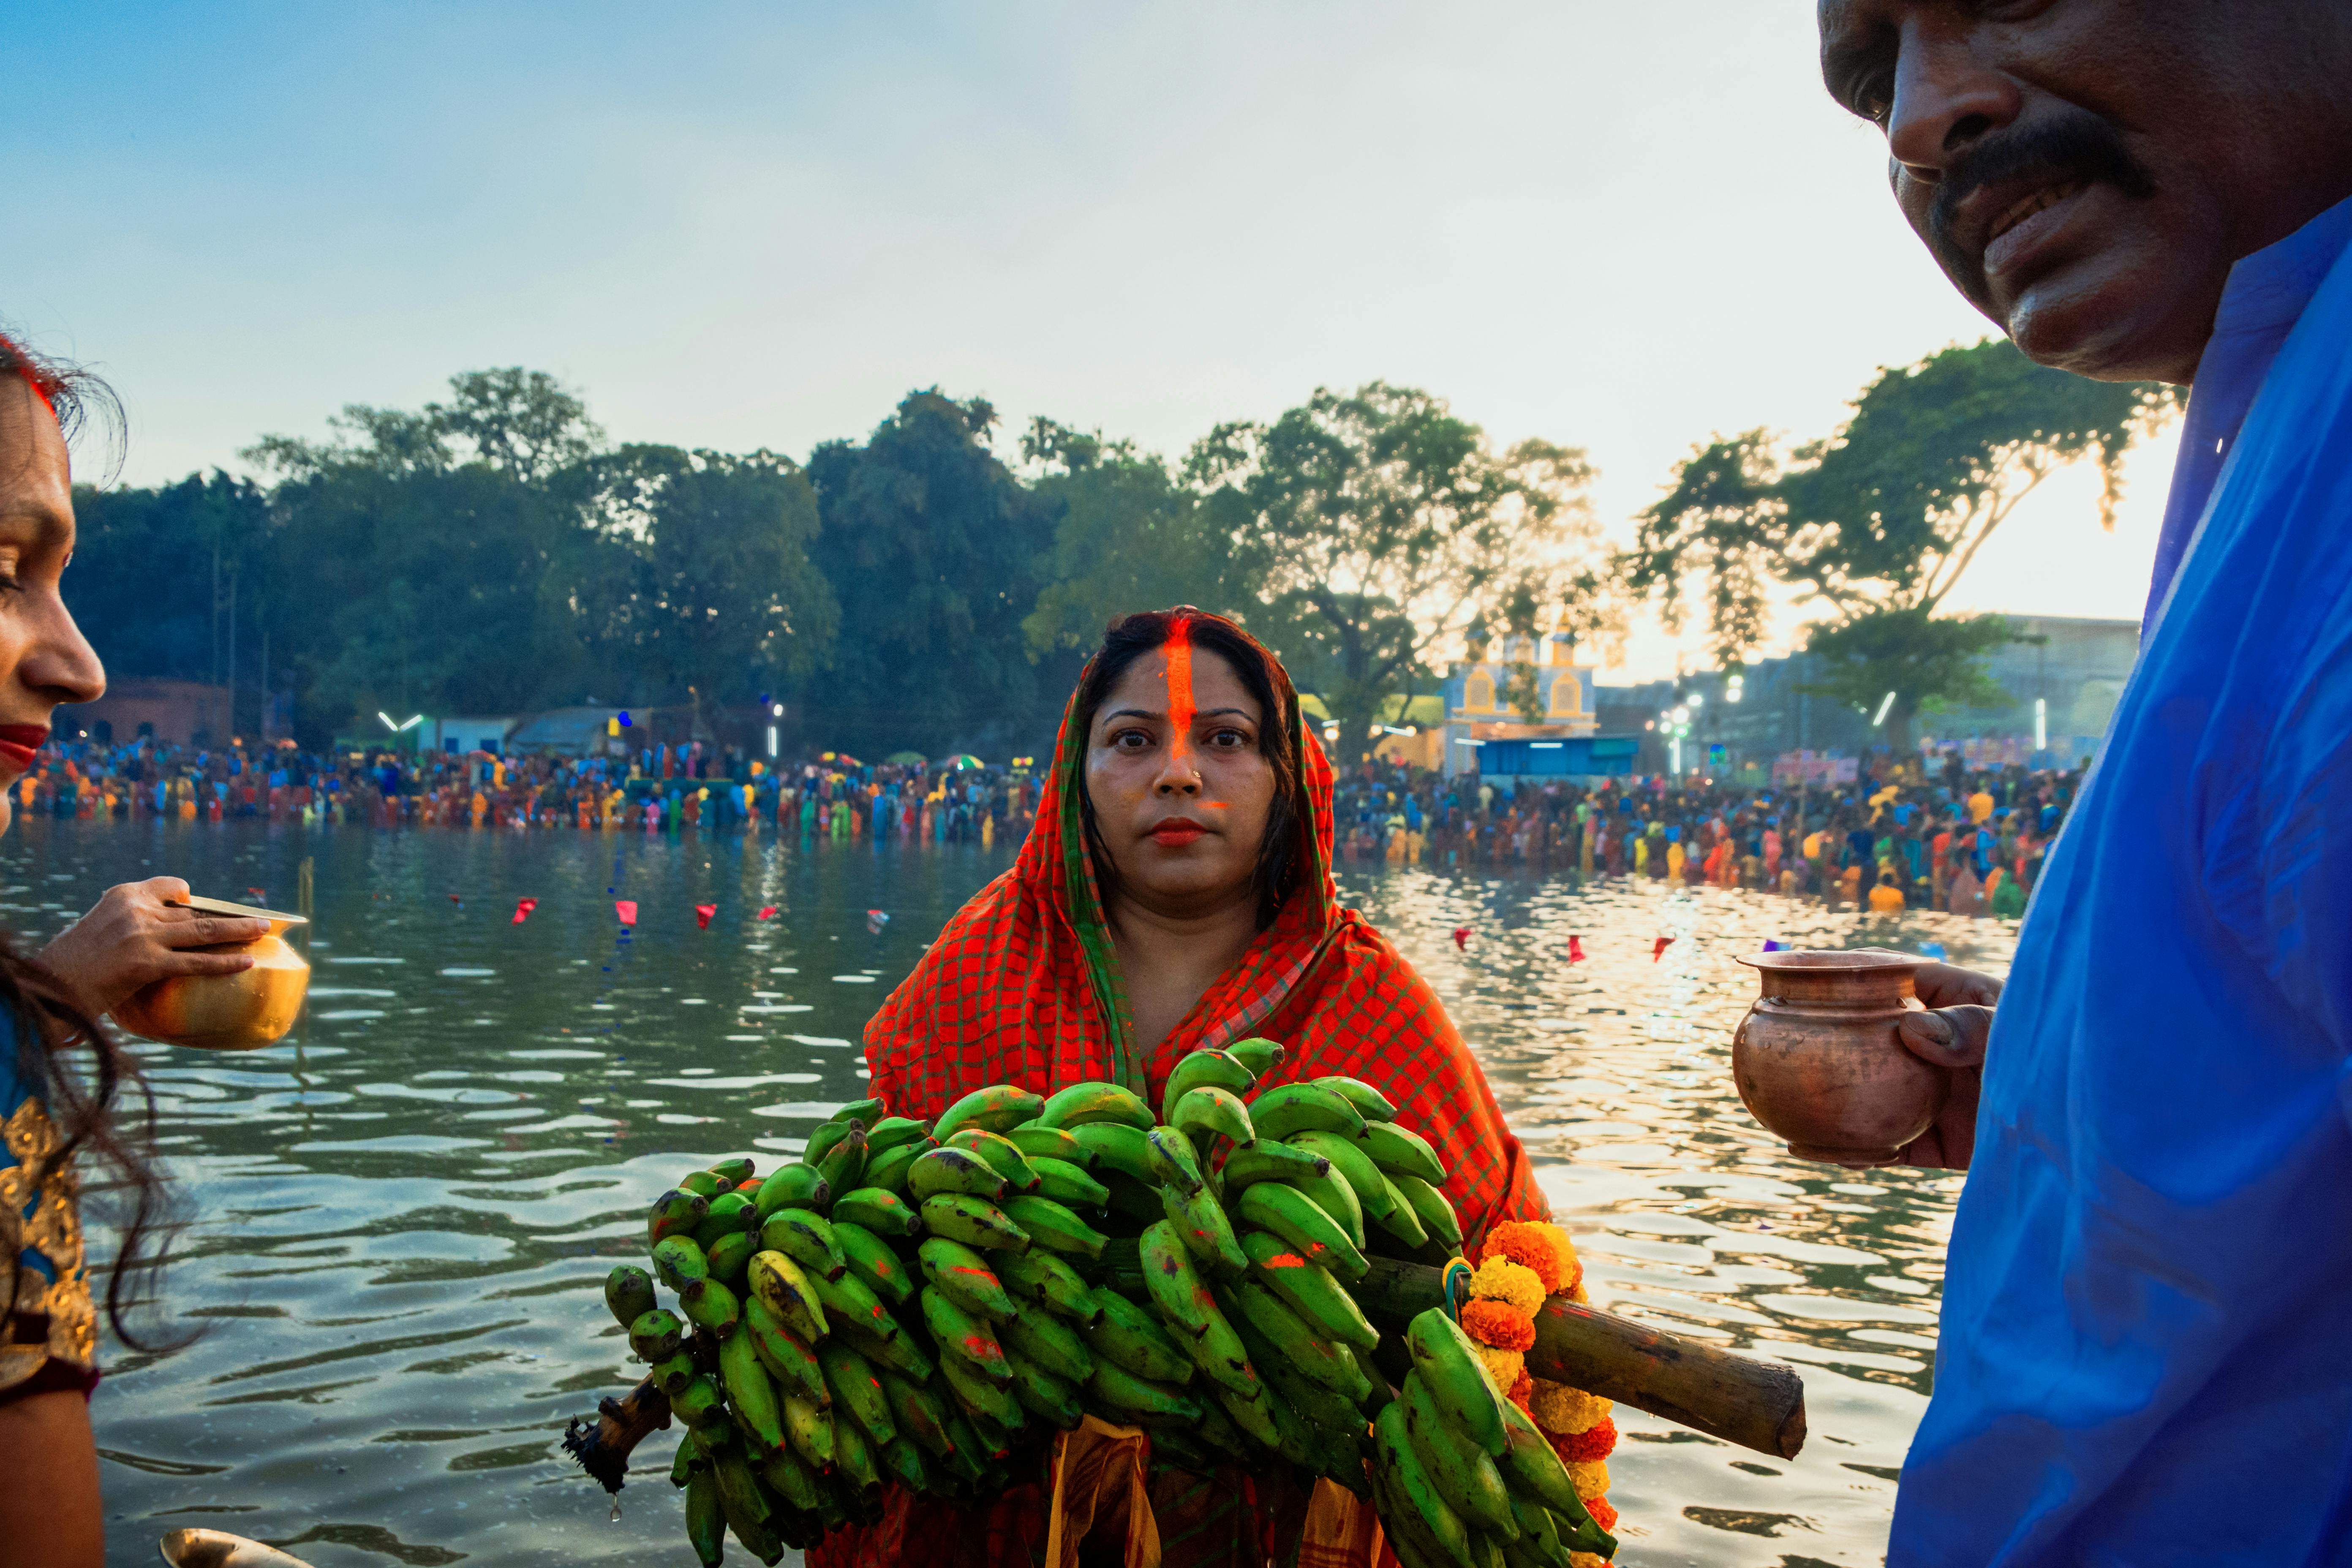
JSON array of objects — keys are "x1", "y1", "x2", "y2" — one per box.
[{"x1": 18, "y1": 731, "x2": 2074, "y2": 917}]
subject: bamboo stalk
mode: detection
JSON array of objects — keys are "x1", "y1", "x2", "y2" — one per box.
[{"x1": 1350, "y1": 1256, "x2": 1808, "y2": 1459}]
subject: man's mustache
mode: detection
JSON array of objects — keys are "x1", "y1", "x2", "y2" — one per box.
[{"x1": 1928, "y1": 113, "x2": 2158, "y2": 279}]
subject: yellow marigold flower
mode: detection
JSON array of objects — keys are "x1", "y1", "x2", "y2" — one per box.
[
  {"x1": 1568, "y1": 1280, "x2": 1590, "y2": 1305},
  {"x1": 1481, "y1": 1220, "x2": 1573, "y2": 1293},
  {"x1": 1528, "y1": 1379, "x2": 1612, "y2": 1435},
  {"x1": 1473, "y1": 1343, "x2": 1525, "y2": 1389},
  {"x1": 1568, "y1": 1555, "x2": 1609, "y2": 1568},
  {"x1": 1565, "y1": 1458, "x2": 1611, "y2": 1500},
  {"x1": 1468, "y1": 1256, "x2": 1548, "y2": 1318}
]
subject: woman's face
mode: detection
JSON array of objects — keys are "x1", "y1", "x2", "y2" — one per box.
[
  {"x1": 1085, "y1": 640, "x2": 1277, "y2": 919},
  {"x1": 0, "y1": 378, "x2": 107, "y2": 836}
]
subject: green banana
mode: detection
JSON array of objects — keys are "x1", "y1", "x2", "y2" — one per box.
[
  {"x1": 684, "y1": 1465, "x2": 725, "y2": 1567},
  {"x1": 679, "y1": 1277, "x2": 742, "y2": 1335},
  {"x1": 1144, "y1": 1124, "x2": 1206, "y2": 1194},
  {"x1": 1406, "y1": 1307, "x2": 1509, "y2": 1457},
  {"x1": 1225, "y1": 1276, "x2": 1371, "y2": 1402},
  {"x1": 759, "y1": 1445, "x2": 823, "y2": 1514},
  {"x1": 782, "y1": 1391, "x2": 836, "y2": 1471},
  {"x1": 1001, "y1": 1342, "x2": 1085, "y2": 1429},
  {"x1": 1236, "y1": 1181, "x2": 1369, "y2": 1281},
  {"x1": 937, "y1": 1344, "x2": 1026, "y2": 1429},
  {"x1": 1028, "y1": 1156, "x2": 1111, "y2": 1209},
  {"x1": 1497, "y1": 1395, "x2": 1606, "y2": 1538},
  {"x1": 1158, "y1": 1048, "x2": 1258, "y2": 1122},
  {"x1": 1316, "y1": 1075, "x2": 1399, "y2": 1122},
  {"x1": 931, "y1": 1084, "x2": 1044, "y2": 1141},
  {"x1": 1241, "y1": 1228, "x2": 1378, "y2": 1351},
  {"x1": 1217, "y1": 1139, "x2": 1332, "y2": 1192},
  {"x1": 1207, "y1": 1379, "x2": 1282, "y2": 1450},
  {"x1": 995, "y1": 1247, "x2": 1102, "y2": 1323},
  {"x1": 758, "y1": 1208, "x2": 847, "y2": 1282},
  {"x1": 1374, "y1": 1399, "x2": 1474, "y2": 1563},
  {"x1": 814, "y1": 1124, "x2": 867, "y2": 1194},
  {"x1": 1000, "y1": 1194, "x2": 1108, "y2": 1261},
  {"x1": 752, "y1": 1163, "x2": 829, "y2": 1222},
  {"x1": 920, "y1": 1285, "x2": 1012, "y2": 1386},
  {"x1": 858, "y1": 1139, "x2": 928, "y2": 1197},
  {"x1": 1146, "y1": 1424, "x2": 1219, "y2": 1474},
  {"x1": 1160, "y1": 1181, "x2": 1248, "y2": 1278},
  {"x1": 1390, "y1": 1172, "x2": 1465, "y2": 1251},
  {"x1": 1403, "y1": 1369, "x2": 1518, "y2": 1535},
  {"x1": 1000, "y1": 1306, "x2": 1094, "y2": 1384},
  {"x1": 1226, "y1": 1037, "x2": 1286, "y2": 1081},
  {"x1": 1081, "y1": 1286, "x2": 1195, "y2": 1384},
  {"x1": 867, "y1": 1371, "x2": 944, "y2": 1462},
  {"x1": 679, "y1": 1169, "x2": 722, "y2": 1200},
  {"x1": 1288, "y1": 1130, "x2": 1414, "y2": 1238},
  {"x1": 1287, "y1": 1161, "x2": 1368, "y2": 1250},
  {"x1": 1369, "y1": 1456, "x2": 1456, "y2": 1568},
  {"x1": 803, "y1": 1119, "x2": 856, "y2": 1168},
  {"x1": 743, "y1": 1293, "x2": 831, "y2": 1405},
  {"x1": 704, "y1": 1230, "x2": 757, "y2": 1285},
  {"x1": 1369, "y1": 1171, "x2": 1432, "y2": 1249},
  {"x1": 920, "y1": 1193, "x2": 1031, "y2": 1252},
  {"x1": 864, "y1": 1115, "x2": 934, "y2": 1154},
  {"x1": 629, "y1": 1307, "x2": 684, "y2": 1363},
  {"x1": 1138, "y1": 1220, "x2": 1260, "y2": 1396},
  {"x1": 807, "y1": 1265, "x2": 897, "y2": 1342},
  {"x1": 907, "y1": 1146, "x2": 1009, "y2": 1203},
  {"x1": 815, "y1": 1336, "x2": 897, "y2": 1448},
  {"x1": 832, "y1": 1310, "x2": 935, "y2": 1382},
  {"x1": 650, "y1": 1350, "x2": 699, "y2": 1396},
  {"x1": 1171, "y1": 1085, "x2": 1255, "y2": 1147},
  {"x1": 832, "y1": 1220, "x2": 915, "y2": 1305},
  {"x1": 1070, "y1": 1122, "x2": 1156, "y2": 1184},
  {"x1": 1102, "y1": 1172, "x2": 1170, "y2": 1225},
  {"x1": 720, "y1": 1316, "x2": 788, "y2": 1453},
  {"x1": 694, "y1": 1191, "x2": 757, "y2": 1249},
  {"x1": 1037, "y1": 1080, "x2": 1155, "y2": 1130},
  {"x1": 604, "y1": 1264, "x2": 655, "y2": 1329},
  {"x1": 1086, "y1": 1360, "x2": 1205, "y2": 1424},
  {"x1": 746, "y1": 1249, "x2": 828, "y2": 1343},
  {"x1": 880, "y1": 1432, "x2": 935, "y2": 1494},
  {"x1": 649, "y1": 1190, "x2": 710, "y2": 1248},
  {"x1": 1508, "y1": 1492, "x2": 1572, "y2": 1568},
  {"x1": 1250, "y1": 1081, "x2": 1366, "y2": 1142},
  {"x1": 918, "y1": 1237, "x2": 1017, "y2": 1320},
  {"x1": 1360, "y1": 1120, "x2": 1447, "y2": 1185},
  {"x1": 672, "y1": 1374, "x2": 729, "y2": 1430},
  {"x1": 828, "y1": 1096, "x2": 886, "y2": 1126},
  {"x1": 830, "y1": 1186, "x2": 922, "y2": 1237},
  {"x1": 1006, "y1": 1123, "x2": 1086, "y2": 1165},
  {"x1": 947, "y1": 1129, "x2": 1044, "y2": 1193},
  {"x1": 938, "y1": 1412, "x2": 989, "y2": 1483},
  {"x1": 652, "y1": 1234, "x2": 710, "y2": 1291},
  {"x1": 1222, "y1": 1298, "x2": 1372, "y2": 1479},
  {"x1": 831, "y1": 1405, "x2": 883, "y2": 1492}
]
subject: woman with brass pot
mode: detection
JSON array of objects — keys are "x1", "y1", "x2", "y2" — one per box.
[{"x1": 0, "y1": 333, "x2": 280, "y2": 1567}]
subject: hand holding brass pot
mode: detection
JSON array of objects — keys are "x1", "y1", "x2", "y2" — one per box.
[
  {"x1": 112, "y1": 896, "x2": 311, "y2": 1052},
  {"x1": 1731, "y1": 948, "x2": 1945, "y2": 1165}
]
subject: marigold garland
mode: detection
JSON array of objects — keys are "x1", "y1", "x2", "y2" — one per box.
[
  {"x1": 1479, "y1": 1220, "x2": 1573, "y2": 1293},
  {"x1": 1529, "y1": 1379, "x2": 1612, "y2": 1435},
  {"x1": 1564, "y1": 1459, "x2": 1610, "y2": 1501},
  {"x1": 1461, "y1": 1297, "x2": 1537, "y2": 1352},
  {"x1": 1548, "y1": 1415, "x2": 1617, "y2": 1465},
  {"x1": 1472, "y1": 1343, "x2": 1525, "y2": 1389},
  {"x1": 1506, "y1": 1367, "x2": 1534, "y2": 1411},
  {"x1": 1462, "y1": 1222, "x2": 1618, "y2": 1543},
  {"x1": 1583, "y1": 1494, "x2": 1620, "y2": 1533}
]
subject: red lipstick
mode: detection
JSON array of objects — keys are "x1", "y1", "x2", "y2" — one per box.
[
  {"x1": 0, "y1": 725, "x2": 47, "y2": 774},
  {"x1": 1149, "y1": 820, "x2": 1206, "y2": 847}
]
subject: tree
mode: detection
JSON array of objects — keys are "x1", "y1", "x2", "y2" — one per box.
[
  {"x1": 1187, "y1": 382, "x2": 1611, "y2": 762},
  {"x1": 1628, "y1": 338, "x2": 2175, "y2": 748},
  {"x1": 1018, "y1": 418, "x2": 1266, "y2": 659},
  {"x1": 1797, "y1": 609, "x2": 2027, "y2": 752},
  {"x1": 801, "y1": 389, "x2": 1062, "y2": 757}
]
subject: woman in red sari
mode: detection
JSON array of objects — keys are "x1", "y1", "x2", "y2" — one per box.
[{"x1": 829, "y1": 609, "x2": 1547, "y2": 1568}]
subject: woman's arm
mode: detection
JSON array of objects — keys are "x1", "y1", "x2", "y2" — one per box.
[{"x1": 0, "y1": 1388, "x2": 101, "y2": 1567}]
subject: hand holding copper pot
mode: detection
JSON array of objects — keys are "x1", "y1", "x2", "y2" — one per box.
[{"x1": 1731, "y1": 949, "x2": 2001, "y2": 1168}]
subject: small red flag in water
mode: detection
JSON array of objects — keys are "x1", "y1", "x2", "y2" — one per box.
[
  {"x1": 615, "y1": 901, "x2": 638, "y2": 926},
  {"x1": 695, "y1": 904, "x2": 717, "y2": 930},
  {"x1": 757, "y1": 906, "x2": 779, "y2": 921},
  {"x1": 447, "y1": 893, "x2": 462, "y2": 906},
  {"x1": 1568, "y1": 935, "x2": 1587, "y2": 963},
  {"x1": 866, "y1": 909, "x2": 890, "y2": 934},
  {"x1": 511, "y1": 898, "x2": 539, "y2": 926},
  {"x1": 1451, "y1": 926, "x2": 1471, "y2": 950},
  {"x1": 246, "y1": 887, "x2": 267, "y2": 901},
  {"x1": 1652, "y1": 936, "x2": 1675, "y2": 961}
]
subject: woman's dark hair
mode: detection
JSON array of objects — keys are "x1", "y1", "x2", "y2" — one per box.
[
  {"x1": 0, "y1": 328, "x2": 174, "y2": 1345},
  {"x1": 0, "y1": 326, "x2": 125, "y2": 485},
  {"x1": 1073, "y1": 608, "x2": 1304, "y2": 929}
]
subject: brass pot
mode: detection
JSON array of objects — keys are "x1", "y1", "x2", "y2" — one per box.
[
  {"x1": 112, "y1": 896, "x2": 311, "y2": 1052},
  {"x1": 1731, "y1": 948, "x2": 1945, "y2": 1165}
]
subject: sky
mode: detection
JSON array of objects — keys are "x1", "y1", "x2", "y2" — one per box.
[{"x1": 4, "y1": 2, "x2": 2180, "y2": 680}]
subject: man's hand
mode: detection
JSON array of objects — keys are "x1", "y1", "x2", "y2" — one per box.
[
  {"x1": 39, "y1": 877, "x2": 270, "y2": 1018},
  {"x1": 1893, "y1": 961, "x2": 2001, "y2": 1170}
]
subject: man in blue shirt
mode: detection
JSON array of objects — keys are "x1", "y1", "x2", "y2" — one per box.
[{"x1": 1812, "y1": 3, "x2": 2352, "y2": 1560}]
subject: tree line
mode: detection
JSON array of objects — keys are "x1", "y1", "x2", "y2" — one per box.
[{"x1": 68, "y1": 342, "x2": 2173, "y2": 761}]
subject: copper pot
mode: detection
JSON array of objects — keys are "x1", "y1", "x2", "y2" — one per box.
[
  {"x1": 112, "y1": 896, "x2": 311, "y2": 1052},
  {"x1": 1731, "y1": 948, "x2": 1945, "y2": 1165}
]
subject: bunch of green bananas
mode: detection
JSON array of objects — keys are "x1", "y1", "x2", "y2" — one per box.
[{"x1": 597, "y1": 1038, "x2": 1615, "y2": 1566}]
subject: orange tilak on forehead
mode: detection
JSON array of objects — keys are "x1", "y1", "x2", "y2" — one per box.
[{"x1": 1165, "y1": 618, "x2": 1195, "y2": 761}]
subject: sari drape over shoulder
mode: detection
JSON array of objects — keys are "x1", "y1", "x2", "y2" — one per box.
[{"x1": 822, "y1": 627, "x2": 1546, "y2": 1568}]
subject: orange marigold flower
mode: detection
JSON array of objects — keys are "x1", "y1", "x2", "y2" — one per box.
[
  {"x1": 1461, "y1": 1298, "x2": 1537, "y2": 1351},
  {"x1": 1549, "y1": 1416, "x2": 1617, "y2": 1465},
  {"x1": 1468, "y1": 1256, "x2": 1547, "y2": 1317},
  {"x1": 1481, "y1": 1220, "x2": 1572, "y2": 1294},
  {"x1": 1568, "y1": 1555, "x2": 1609, "y2": 1568},
  {"x1": 1583, "y1": 1494, "x2": 1619, "y2": 1533},
  {"x1": 1507, "y1": 1368, "x2": 1534, "y2": 1410}
]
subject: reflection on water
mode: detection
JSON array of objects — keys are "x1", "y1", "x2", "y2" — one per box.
[{"x1": 6, "y1": 819, "x2": 2013, "y2": 1567}]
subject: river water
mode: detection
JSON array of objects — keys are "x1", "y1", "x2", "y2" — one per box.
[{"x1": 6, "y1": 818, "x2": 2015, "y2": 1568}]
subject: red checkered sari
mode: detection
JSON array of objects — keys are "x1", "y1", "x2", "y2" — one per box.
[{"x1": 824, "y1": 631, "x2": 1546, "y2": 1568}]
